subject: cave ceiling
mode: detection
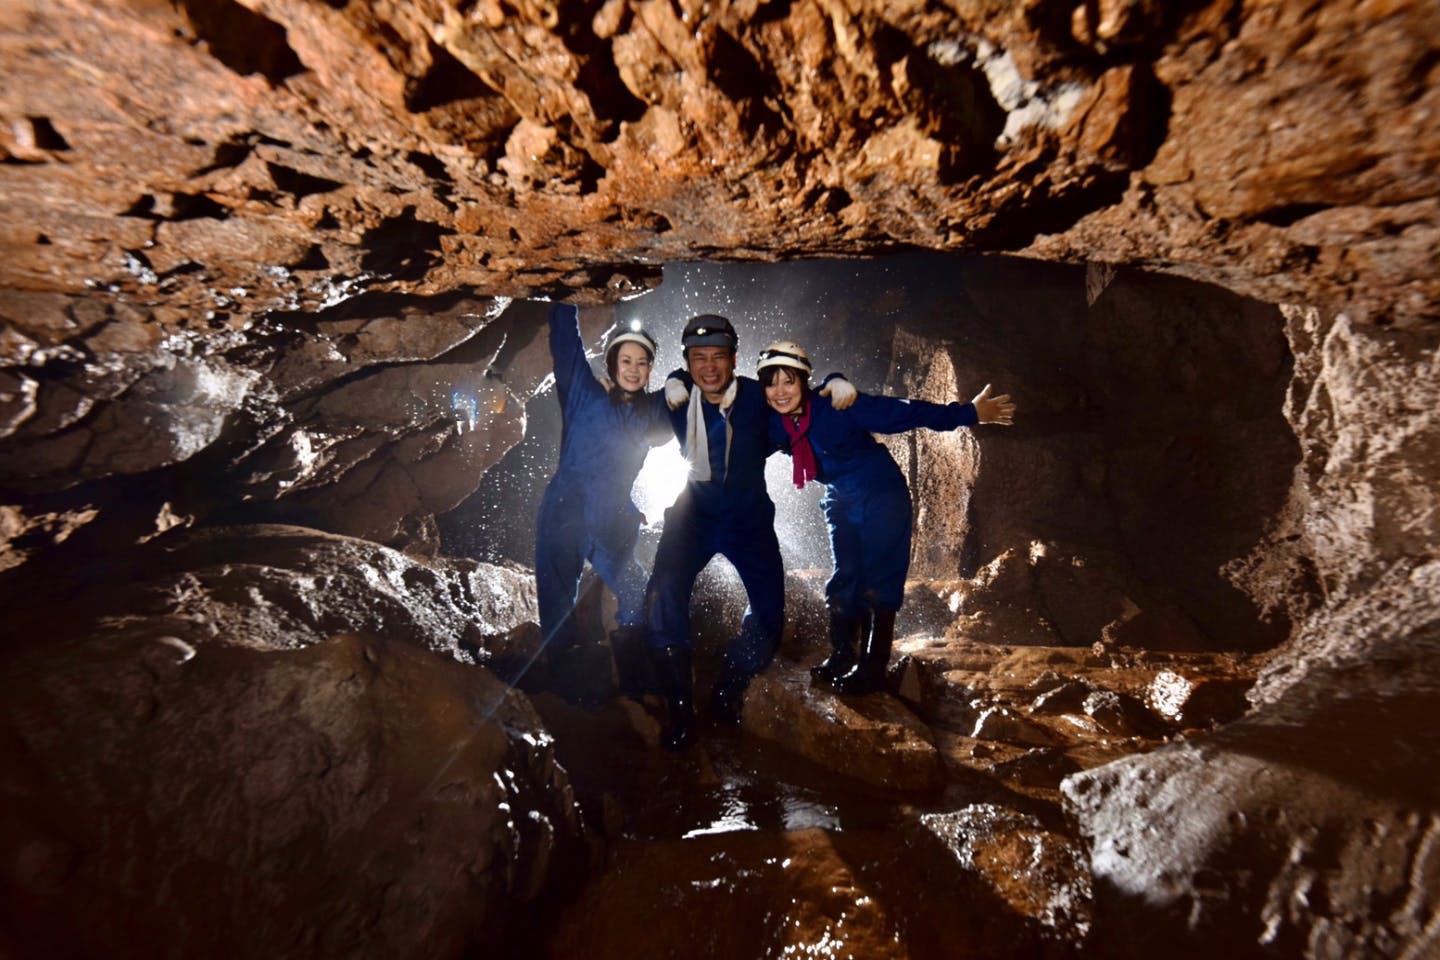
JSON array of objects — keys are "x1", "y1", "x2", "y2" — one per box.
[{"x1": 1, "y1": 0, "x2": 1435, "y2": 339}]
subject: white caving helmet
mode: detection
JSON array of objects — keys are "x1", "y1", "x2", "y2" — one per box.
[
  {"x1": 605, "y1": 319, "x2": 658, "y2": 370},
  {"x1": 756, "y1": 340, "x2": 813, "y2": 377}
]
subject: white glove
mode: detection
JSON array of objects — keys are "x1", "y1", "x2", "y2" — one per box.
[
  {"x1": 665, "y1": 377, "x2": 690, "y2": 410},
  {"x1": 818, "y1": 376, "x2": 857, "y2": 410}
]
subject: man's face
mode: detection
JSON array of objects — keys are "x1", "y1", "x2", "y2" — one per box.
[{"x1": 686, "y1": 346, "x2": 736, "y2": 399}]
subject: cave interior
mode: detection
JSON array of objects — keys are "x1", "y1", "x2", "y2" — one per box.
[{"x1": 1, "y1": 1, "x2": 1437, "y2": 958}]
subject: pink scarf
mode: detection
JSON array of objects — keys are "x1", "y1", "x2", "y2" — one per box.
[{"x1": 780, "y1": 403, "x2": 818, "y2": 489}]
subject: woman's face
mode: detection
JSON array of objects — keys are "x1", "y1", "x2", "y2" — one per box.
[
  {"x1": 613, "y1": 342, "x2": 653, "y2": 392},
  {"x1": 764, "y1": 367, "x2": 805, "y2": 416}
]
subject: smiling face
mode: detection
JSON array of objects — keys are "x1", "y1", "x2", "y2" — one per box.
[
  {"x1": 686, "y1": 346, "x2": 736, "y2": 402},
  {"x1": 763, "y1": 366, "x2": 806, "y2": 416},
  {"x1": 612, "y1": 342, "x2": 653, "y2": 393}
]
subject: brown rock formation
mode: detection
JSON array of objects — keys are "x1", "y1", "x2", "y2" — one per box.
[
  {"x1": 0, "y1": 526, "x2": 581, "y2": 958},
  {"x1": 5, "y1": 0, "x2": 1435, "y2": 323},
  {"x1": 1, "y1": 1, "x2": 1437, "y2": 958}
]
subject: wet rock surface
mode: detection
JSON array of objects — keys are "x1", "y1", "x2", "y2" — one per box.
[
  {"x1": 1065, "y1": 633, "x2": 1440, "y2": 959},
  {"x1": 0, "y1": 2, "x2": 1436, "y2": 956},
  {"x1": 0, "y1": 525, "x2": 582, "y2": 959},
  {"x1": 511, "y1": 571, "x2": 1281, "y2": 959}
]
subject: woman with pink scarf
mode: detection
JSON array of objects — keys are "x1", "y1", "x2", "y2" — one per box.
[{"x1": 759, "y1": 340, "x2": 1015, "y2": 695}]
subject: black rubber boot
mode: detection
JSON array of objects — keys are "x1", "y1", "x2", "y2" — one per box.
[
  {"x1": 549, "y1": 641, "x2": 613, "y2": 711},
  {"x1": 707, "y1": 658, "x2": 754, "y2": 728},
  {"x1": 652, "y1": 645, "x2": 696, "y2": 750},
  {"x1": 810, "y1": 609, "x2": 865, "y2": 686},
  {"x1": 833, "y1": 609, "x2": 896, "y2": 696},
  {"x1": 612, "y1": 625, "x2": 658, "y2": 699}
]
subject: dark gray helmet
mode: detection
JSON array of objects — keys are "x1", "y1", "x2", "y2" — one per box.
[{"x1": 681, "y1": 314, "x2": 738, "y2": 350}]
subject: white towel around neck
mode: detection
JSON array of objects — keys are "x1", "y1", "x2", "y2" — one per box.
[{"x1": 685, "y1": 379, "x2": 738, "y2": 482}]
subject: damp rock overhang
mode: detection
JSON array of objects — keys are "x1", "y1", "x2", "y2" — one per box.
[{"x1": 1, "y1": 0, "x2": 1435, "y2": 335}]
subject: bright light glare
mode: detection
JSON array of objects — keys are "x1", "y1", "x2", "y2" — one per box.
[{"x1": 632, "y1": 440, "x2": 690, "y2": 524}]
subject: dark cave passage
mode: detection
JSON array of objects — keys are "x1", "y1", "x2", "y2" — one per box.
[
  {"x1": 426, "y1": 253, "x2": 1304, "y2": 958},
  {"x1": 441, "y1": 252, "x2": 1297, "y2": 655},
  {"x1": 2, "y1": 250, "x2": 1434, "y2": 960}
]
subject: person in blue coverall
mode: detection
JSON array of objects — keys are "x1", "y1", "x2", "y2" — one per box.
[
  {"x1": 535, "y1": 302, "x2": 671, "y2": 705},
  {"x1": 758, "y1": 339, "x2": 1015, "y2": 695},
  {"x1": 646, "y1": 315, "x2": 856, "y2": 750}
]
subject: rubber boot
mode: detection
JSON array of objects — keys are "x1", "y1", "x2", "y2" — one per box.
[
  {"x1": 612, "y1": 625, "x2": 658, "y2": 699},
  {"x1": 707, "y1": 657, "x2": 754, "y2": 728},
  {"x1": 652, "y1": 646, "x2": 696, "y2": 750},
  {"x1": 810, "y1": 609, "x2": 864, "y2": 686},
  {"x1": 833, "y1": 609, "x2": 896, "y2": 696},
  {"x1": 549, "y1": 640, "x2": 612, "y2": 711}
]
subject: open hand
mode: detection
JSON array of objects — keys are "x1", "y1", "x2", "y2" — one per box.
[{"x1": 971, "y1": 384, "x2": 1015, "y2": 425}]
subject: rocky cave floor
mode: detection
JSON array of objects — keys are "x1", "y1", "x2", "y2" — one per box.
[
  {"x1": 509, "y1": 575, "x2": 1264, "y2": 960},
  {"x1": 9, "y1": 522, "x2": 1431, "y2": 959}
]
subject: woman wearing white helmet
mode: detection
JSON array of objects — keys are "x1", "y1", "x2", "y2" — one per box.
[
  {"x1": 758, "y1": 339, "x2": 1015, "y2": 695},
  {"x1": 535, "y1": 303, "x2": 671, "y2": 706}
]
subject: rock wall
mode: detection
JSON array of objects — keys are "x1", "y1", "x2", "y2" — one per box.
[
  {"x1": 1, "y1": 1, "x2": 1437, "y2": 957},
  {"x1": 0, "y1": 525, "x2": 581, "y2": 959},
  {"x1": 1062, "y1": 311, "x2": 1440, "y2": 957},
  {"x1": 880, "y1": 259, "x2": 1297, "y2": 652}
]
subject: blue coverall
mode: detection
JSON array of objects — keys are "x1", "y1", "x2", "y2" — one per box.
[
  {"x1": 768, "y1": 392, "x2": 977, "y2": 616},
  {"x1": 645, "y1": 375, "x2": 785, "y2": 675},
  {"x1": 535, "y1": 304, "x2": 670, "y2": 647}
]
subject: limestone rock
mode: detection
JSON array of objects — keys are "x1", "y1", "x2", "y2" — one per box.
[
  {"x1": 1063, "y1": 642, "x2": 1440, "y2": 958},
  {"x1": 0, "y1": 598, "x2": 579, "y2": 959},
  {"x1": 919, "y1": 803, "x2": 1094, "y2": 944},
  {"x1": 743, "y1": 666, "x2": 944, "y2": 793}
]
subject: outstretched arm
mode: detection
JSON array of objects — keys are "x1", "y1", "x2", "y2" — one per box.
[{"x1": 837, "y1": 382, "x2": 1016, "y2": 434}]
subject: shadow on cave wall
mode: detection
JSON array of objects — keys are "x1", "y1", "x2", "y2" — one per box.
[{"x1": 886, "y1": 256, "x2": 1298, "y2": 650}]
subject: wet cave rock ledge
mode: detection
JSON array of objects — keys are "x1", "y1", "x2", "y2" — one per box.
[{"x1": 0, "y1": 0, "x2": 1438, "y2": 957}]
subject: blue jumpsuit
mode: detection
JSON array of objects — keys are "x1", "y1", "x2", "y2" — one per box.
[
  {"x1": 646, "y1": 375, "x2": 785, "y2": 675},
  {"x1": 768, "y1": 392, "x2": 977, "y2": 616},
  {"x1": 535, "y1": 304, "x2": 670, "y2": 647}
]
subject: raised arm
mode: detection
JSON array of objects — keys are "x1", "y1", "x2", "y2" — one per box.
[{"x1": 548, "y1": 303, "x2": 602, "y2": 405}]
